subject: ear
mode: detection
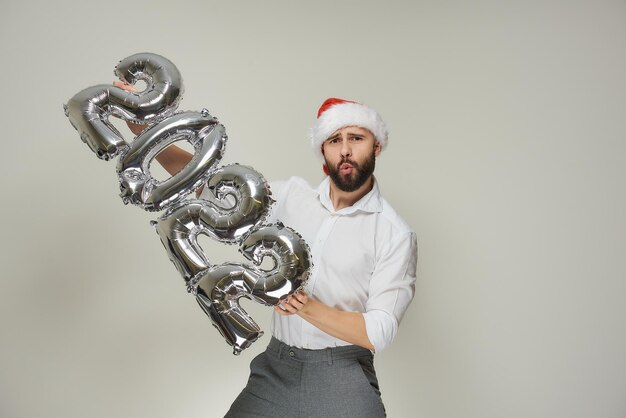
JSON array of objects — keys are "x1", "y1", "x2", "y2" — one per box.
[{"x1": 374, "y1": 141, "x2": 382, "y2": 156}]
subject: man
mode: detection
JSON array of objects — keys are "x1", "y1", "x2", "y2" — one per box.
[
  {"x1": 224, "y1": 98, "x2": 417, "y2": 417},
  {"x1": 121, "y1": 90, "x2": 417, "y2": 416}
]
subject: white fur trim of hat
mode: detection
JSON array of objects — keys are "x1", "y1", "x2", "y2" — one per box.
[{"x1": 309, "y1": 97, "x2": 389, "y2": 160}]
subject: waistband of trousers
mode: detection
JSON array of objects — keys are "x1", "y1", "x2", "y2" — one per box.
[{"x1": 267, "y1": 336, "x2": 372, "y2": 364}]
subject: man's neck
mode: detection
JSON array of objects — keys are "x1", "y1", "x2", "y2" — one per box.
[{"x1": 328, "y1": 176, "x2": 375, "y2": 211}]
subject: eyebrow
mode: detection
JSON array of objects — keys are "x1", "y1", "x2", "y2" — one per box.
[{"x1": 325, "y1": 132, "x2": 364, "y2": 142}]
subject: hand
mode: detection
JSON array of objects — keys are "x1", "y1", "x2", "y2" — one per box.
[
  {"x1": 274, "y1": 291, "x2": 309, "y2": 316},
  {"x1": 112, "y1": 81, "x2": 145, "y2": 135}
]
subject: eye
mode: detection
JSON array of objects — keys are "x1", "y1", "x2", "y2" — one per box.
[
  {"x1": 327, "y1": 137, "x2": 340, "y2": 145},
  {"x1": 350, "y1": 136, "x2": 363, "y2": 142}
]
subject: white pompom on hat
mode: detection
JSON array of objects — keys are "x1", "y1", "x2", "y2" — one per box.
[{"x1": 309, "y1": 97, "x2": 389, "y2": 160}]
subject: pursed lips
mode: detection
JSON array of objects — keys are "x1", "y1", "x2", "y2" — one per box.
[{"x1": 339, "y1": 162, "x2": 354, "y2": 175}]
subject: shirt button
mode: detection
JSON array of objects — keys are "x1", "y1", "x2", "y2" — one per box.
[{"x1": 289, "y1": 350, "x2": 295, "y2": 357}]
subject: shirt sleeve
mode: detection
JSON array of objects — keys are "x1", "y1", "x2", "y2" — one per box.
[
  {"x1": 363, "y1": 231, "x2": 417, "y2": 352},
  {"x1": 266, "y1": 178, "x2": 290, "y2": 223}
]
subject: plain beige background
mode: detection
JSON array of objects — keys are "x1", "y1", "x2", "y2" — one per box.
[{"x1": 1, "y1": 1, "x2": 625, "y2": 417}]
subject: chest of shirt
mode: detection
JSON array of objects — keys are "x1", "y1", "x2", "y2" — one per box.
[{"x1": 275, "y1": 200, "x2": 385, "y2": 307}]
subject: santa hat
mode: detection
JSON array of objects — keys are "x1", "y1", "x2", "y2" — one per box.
[{"x1": 309, "y1": 97, "x2": 389, "y2": 160}]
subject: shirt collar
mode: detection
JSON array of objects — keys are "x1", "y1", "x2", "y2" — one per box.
[{"x1": 316, "y1": 176, "x2": 384, "y2": 215}]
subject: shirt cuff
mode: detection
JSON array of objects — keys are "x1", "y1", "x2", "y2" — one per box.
[{"x1": 363, "y1": 309, "x2": 398, "y2": 353}]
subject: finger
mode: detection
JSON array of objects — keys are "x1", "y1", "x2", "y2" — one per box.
[
  {"x1": 113, "y1": 81, "x2": 137, "y2": 92},
  {"x1": 274, "y1": 306, "x2": 291, "y2": 316},
  {"x1": 292, "y1": 292, "x2": 308, "y2": 304},
  {"x1": 283, "y1": 302, "x2": 299, "y2": 314},
  {"x1": 276, "y1": 301, "x2": 297, "y2": 314},
  {"x1": 287, "y1": 298, "x2": 304, "y2": 310}
]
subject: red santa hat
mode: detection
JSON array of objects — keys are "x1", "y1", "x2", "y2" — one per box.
[{"x1": 309, "y1": 97, "x2": 389, "y2": 160}]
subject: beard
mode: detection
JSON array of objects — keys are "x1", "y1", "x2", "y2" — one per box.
[{"x1": 325, "y1": 152, "x2": 376, "y2": 192}]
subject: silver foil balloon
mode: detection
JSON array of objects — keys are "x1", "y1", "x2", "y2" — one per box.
[
  {"x1": 194, "y1": 223, "x2": 311, "y2": 354},
  {"x1": 117, "y1": 110, "x2": 226, "y2": 211},
  {"x1": 63, "y1": 52, "x2": 183, "y2": 160},
  {"x1": 152, "y1": 164, "x2": 274, "y2": 281},
  {"x1": 64, "y1": 52, "x2": 312, "y2": 355}
]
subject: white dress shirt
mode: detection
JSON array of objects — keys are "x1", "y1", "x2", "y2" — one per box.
[{"x1": 268, "y1": 176, "x2": 417, "y2": 353}]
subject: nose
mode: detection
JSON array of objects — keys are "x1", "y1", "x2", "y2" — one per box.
[{"x1": 340, "y1": 138, "x2": 351, "y2": 157}]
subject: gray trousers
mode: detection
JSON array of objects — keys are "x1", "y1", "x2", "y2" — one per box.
[{"x1": 225, "y1": 337, "x2": 386, "y2": 417}]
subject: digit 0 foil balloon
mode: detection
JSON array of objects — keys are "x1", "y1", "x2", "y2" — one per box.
[{"x1": 63, "y1": 52, "x2": 311, "y2": 355}]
